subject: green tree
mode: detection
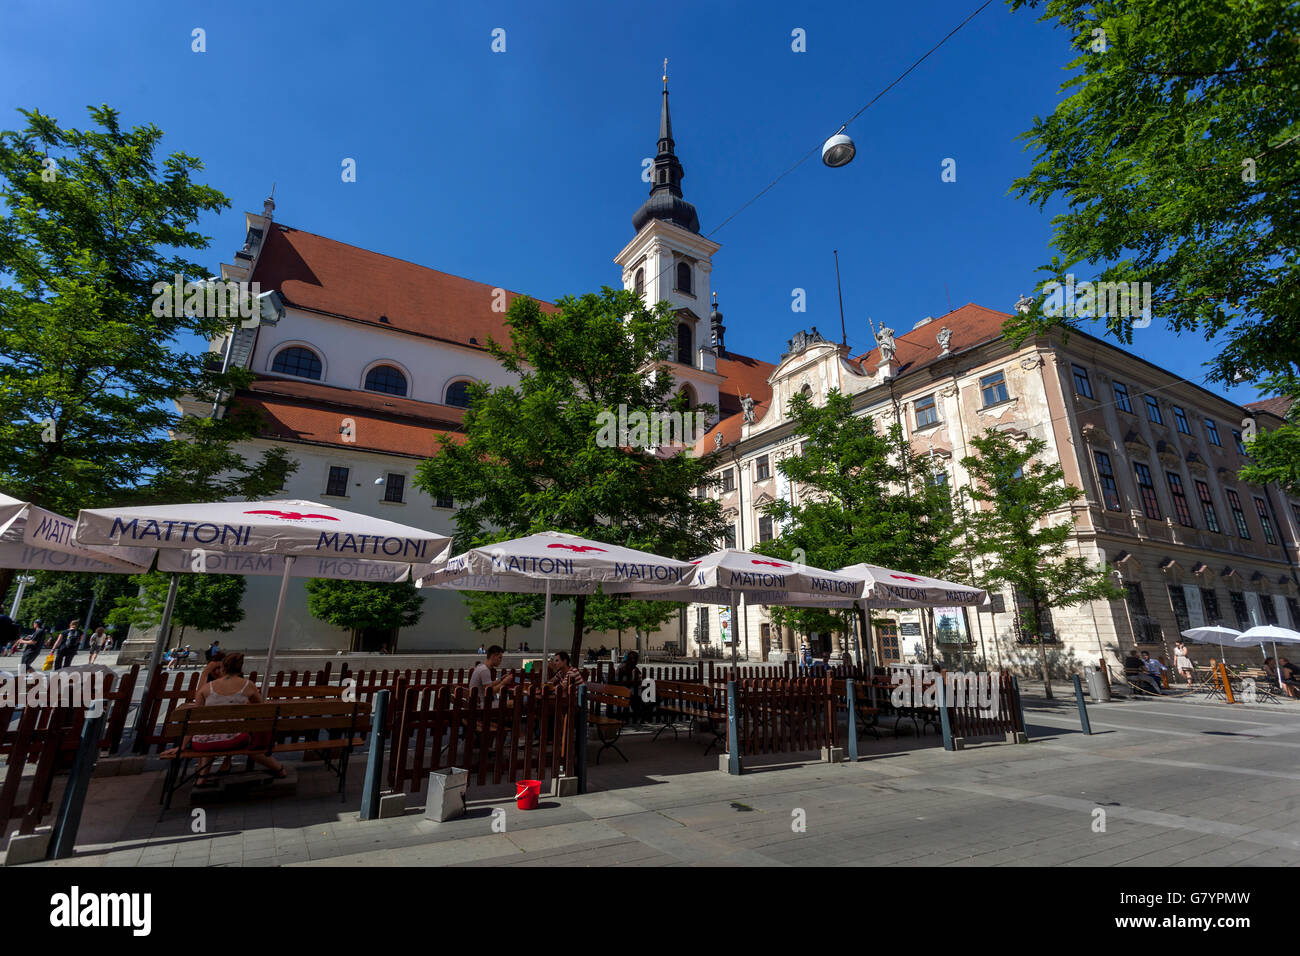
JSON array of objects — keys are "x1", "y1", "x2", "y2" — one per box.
[
  {"x1": 5, "y1": 570, "x2": 139, "y2": 632},
  {"x1": 304, "y1": 578, "x2": 423, "y2": 651},
  {"x1": 1005, "y1": 0, "x2": 1300, "y2": 486},
  {"x1": 959, "y1": 428, "x2": 1121, "y2": 697},
  {"x1": 106, "y1": 572, "x2": 246, "y2": 647},
  {"x1": 0, "y1": 105, "x2": 295, "y2": 600},
  {"x1": 583, "y1": 594, "x2": 684, "y2": 655},
  {"x1": 463, "y1": 591, "x2": 544, "y2": 647},
  {"x1": 414, "y1": 288, "x2": 727, "y2": 660},
  {"x1": 754, "y1": 388, "x2": 961, "y2": 662}
]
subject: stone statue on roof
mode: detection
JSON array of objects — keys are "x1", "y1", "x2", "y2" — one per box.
[
  {"x1": 740, "y1": 394, "x2": 756, "y2": 425},
  {"x1": 714, "y1": 432, "x2": 723, "y2": 450},
  {"x1": 937, "y1": 326, "x2": 952, "y2": 355},
  {"x1": 877, "y1": 326, "x2": 896, "y2": 363}
]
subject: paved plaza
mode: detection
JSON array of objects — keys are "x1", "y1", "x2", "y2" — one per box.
[{"x1": 13, "y1": 687, "x2": 1300, "y2": 868}]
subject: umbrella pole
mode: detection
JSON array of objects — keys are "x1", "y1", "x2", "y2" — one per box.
[
  {"x1": 730, "y1": 599, "x2": 739, "y2": 667},
  {"x1": 144, "y1": 573, "x2": 180, "y2": 694},
  {"x1": 261, "y1": 555, "x2": 295, "y2": 692},
  {"x1": 540, "y1": 580, "x2": 552, "y2": 683}
]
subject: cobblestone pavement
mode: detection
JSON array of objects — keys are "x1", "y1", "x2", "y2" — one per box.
[{"x1": 16, "y1": 690, "x2": 1300, "y2": 867}]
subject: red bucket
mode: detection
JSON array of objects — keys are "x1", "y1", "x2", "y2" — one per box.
[{"x1": 515, "y1": 779, "x2": 541, "y2": 810}]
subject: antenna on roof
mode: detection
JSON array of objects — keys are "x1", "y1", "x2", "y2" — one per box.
[
  {"x1": 833, "y1": 250, "x2": 847, "y2": 348},
  {"x1": 945, "y1": 282, "x2": 952, "y2": 314}
]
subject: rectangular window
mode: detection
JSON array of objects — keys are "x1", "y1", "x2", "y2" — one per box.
[
  {"x1": 754, "y1": 456, "x2": 771, "y2": 481},
  {"x1": 1293, "y1": 503, "x2": 1300, "y2": 528},
  {"x1": 1201, "y1": 588, "x2": 1222, "y2": 626},
  {"x1": 1173, "y1": 406, "x2": 1191, "y2": 434},
  {"x1": 722, "y1": 524, "x2": 737, "y2": 550},
  {"x1": 1195, "y1": 481, "x2": 1221, "y2": 533},
  {"x1": 915, "y1": 394, "x2": 938, "y2": 427},
  {"x1": 1287, "y1": 598, "x2": 1300, "y2": 630},
  {"x1": 1168, "y1": 585, "x2": 1191, "y2": 634},
  {"x1": 1228, "y1": 591, "x2": 1250, "y2": 631},
  {"x1": 383, "y1": 473, "x2": 405, "y2": 503},
  {"x1": 1072, "y1": 364, "x2": 1093, "y2": 399},
  {"x1": 1255, "y1": 497, "x2": 1277, "y2": 545},
  {"x1": 980, "y1": 371, "x2": 1009, "y2": 407},
  {"x1": 1145, "y1": 395, "x2": 1163, "y2": 424},
  {"x1": 1205, "y1": 419, "x2": 1222, "y2": 446},
  {"x1": 1133, "y1": 463, "x2": 1161, "y2": 519},
  {"x1": 1125, "y1": 583, "x2": 1163, "y2": 643},
  {"x1": 1094, "y1": 451, "x2": 1122, "y2": 511},
  {"x1": 325, "y1": 466, "x2": 349, "y2": 498},
  {"x1": 697, "y1": 606, "x2": 709, "y2": 642},
  {"x1": 1262, "y1": 595, "x2": 1279, "y2": 626},
  {"x1": 1165, "y1": 473, "x2": 1194, "y2": 527},
  {"x1": 758, "y1": 516, "x2": 774, "y2": 542},
  {"x1": 1226, "y1": 489, "x2": 1250, "y2": 538},
  {"x1": 929, "y1": 468, "x2": 949, "y2": 488},
  {"x1": 1233, "y1": 430, "x2": 1247, "y2": 455},
  {"x1": 434, "y1": 493, "x2": 454, "y2": 509},
  {"x1": 1113, "y1": 382, "x2": 1133, "y2": 413},
  {"x1": 721, "y1": 469, "x2": 735, "y2": 492}
]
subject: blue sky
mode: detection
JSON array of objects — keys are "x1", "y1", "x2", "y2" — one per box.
[{"x1": 0, "y1": 0, "x2": 1261, "y2": 406}]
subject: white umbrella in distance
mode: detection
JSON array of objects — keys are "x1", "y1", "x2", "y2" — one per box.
[
  {"x1": 1181, "y1": 625, "x2": 1242, "y2": 647},
  {"x1": 1236, "y1": 625, "x2": 1300, "y2": 688}
]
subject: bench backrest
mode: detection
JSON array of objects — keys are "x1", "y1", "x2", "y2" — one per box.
[
  {"x1": 163, "y1": 699, "x2": 372, "y2": 741},
  {"x1": 585, "y1": 683, "x2": 631, "y2": 710},
  {"x1": 264, "y1": 684, "x2": 345, "y2": 700},
  {"x1": 656, "y1": 680, "x2": 717, "y2": 710}
]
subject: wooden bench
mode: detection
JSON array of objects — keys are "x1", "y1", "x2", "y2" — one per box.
[
  {"x1": 264, "y1": 684, "x2": 346, "y2": 700},
  {"x1": 652, "y1": 680, "x2": 726, "y2": 755},
  {"x1": 158, "y1": 699, "x2": 371, "y2": 813},
  {"x1": 584, "y1": 683, "x2": 631, "y2": 764}
]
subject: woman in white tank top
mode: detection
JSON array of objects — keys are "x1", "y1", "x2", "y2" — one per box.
[{"x1": 190, "y1": 653, "x2": 286, "y2": 786}]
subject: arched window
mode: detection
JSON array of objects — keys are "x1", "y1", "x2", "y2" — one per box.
[
  {"x1": 271, "y1": 346, "x2": 323, "y2": 380},
  {"x1": 676, "y1": 262, "x2": 692, "y2": 295},
  {"x1": 634, "y1": 268, "x2": 645, "y2": 296},
  {"x1": 677, "y1": 323, "x2": 693, "y2": 365},
  {"x1": 364, "y1": 365, "x2": 407, "y2": 396},
  {"x1": 445, "y1": 380, "x2": 472, "y2": 408},
  {"x1": 679, "y1": 386, "x2": 696, "y2": 409}
]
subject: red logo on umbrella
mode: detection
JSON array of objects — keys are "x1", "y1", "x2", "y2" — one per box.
[
  {"x1": 546, "y1": 544, "x2": 607, "y2": 553},
  {"x1": 890, "y1": 574, "x2": 922, "y2": 582},
  {"x1": 245, "y1": 510, "x2": 340, "y2": 521},
  {"x1": 752, "y1": 560, "x2": 789, "y2": 568}
]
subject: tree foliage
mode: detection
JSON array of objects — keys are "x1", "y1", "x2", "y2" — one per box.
[
  {"x1": 1005, "y1": 0, "x2": 1300, "y2": 488},
  {"x1": 304, "y1": 578, "x2": 423, "y2": 647},
  {"x1": 753, "y1": 388, "x2": 961, "y2": 642},
  {"x1": 4, "y1": 570, "x2": 139, "y2": 632},
  {"x1": 463, "y1": 591, "x2": 545, "y2": 645},
  {"x1": 959, "y1": 428, "x2": 1122, "y2": 695},
  {"x1": 106, "y1": 571, "x2": 246, "y2": 645},
  {"x1": 415, "y1": 288, "x2": 727, "y2": 658}
]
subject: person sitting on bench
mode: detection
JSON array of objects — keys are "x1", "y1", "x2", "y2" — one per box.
[
  {"x1": 177, "y1": 653, "x2": 286, "y2": 786},
  {"x1": 547, "y1": 651, "x2": 586, "y2": 692},
  {"x1": 1141, "y1": 652, "x2": 1168, "y2": 693}
]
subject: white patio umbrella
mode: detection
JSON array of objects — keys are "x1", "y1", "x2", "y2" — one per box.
[
  {"x1": 1235, "y1": 625, "x2": 1300, "y2": 688},
  {"x1": 75, "y1": 499, "x2": 452, "y2": 687},
  {"x1": 414, "y1": 531, "x2": 697, "y2": 676},
  {"x1": 604, "y1": 548, "x2": 866, "y2": 665},
  {"x1": 1180, "y1": 625, "x2": 1242, "y2": 646},
  {"x1": 0, "y1": 492, "x2": 155, "y2": 573}
]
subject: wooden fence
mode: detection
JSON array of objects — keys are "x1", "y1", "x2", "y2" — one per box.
[
  {"x1": 735, "y1": 678, "x2": 836, "y2": 756},
  {"x1": 389, "y1": 684, "x2": 577, "y2": 793},
  {"x1": 0, "y1": 705, "x2": 81, "y2": 835}
]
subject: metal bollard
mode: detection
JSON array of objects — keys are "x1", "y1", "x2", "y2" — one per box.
[
  {"x1": 726, "y1": 681, "x2": 740, "y2": 775},
  {"x1": 1072, "y1": 674, "x2": 1093, "y2": 735},
  {"x1": 575, "y1": 684, "x2": 588, "y2": 795},
  {"x1": 359, "y1": 689, "x2": 389, "y2": 821},
  {"x1": 50, "y1": 707, "x2": 105, "y2": 859},
  {"x1": 846, "y1": 679, "x2": 859, "y2": 762}
]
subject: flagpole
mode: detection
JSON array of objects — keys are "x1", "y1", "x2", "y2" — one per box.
[{"x1": 262, "y1": 555, "x2": 295, "y2": 692}]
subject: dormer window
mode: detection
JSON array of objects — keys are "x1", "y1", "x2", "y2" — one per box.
[
  {"x1": 364, "y1": 365, "x2": 407, "y2": 397},
  {"x1": 445, "y1": 381, "x2": 472, "y2": 408},
  {"x1": 272, "y1": 346, "x2": 323, "y2": 381},
  {"x1": 676, "y1": 262, "x2": 693, "y2": 295}
]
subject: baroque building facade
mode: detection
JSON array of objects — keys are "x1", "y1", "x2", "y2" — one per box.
[{"x1": 171, "y1": 82, "x2": 1298, "y2": 668}]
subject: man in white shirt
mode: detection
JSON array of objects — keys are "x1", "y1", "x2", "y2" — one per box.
[
  {"x1": 469, "y1": 645, "x2": 514, "y2": 697},
  {"x1": 1141, "y1": 652, "x2": 1167, "y2": 694}
]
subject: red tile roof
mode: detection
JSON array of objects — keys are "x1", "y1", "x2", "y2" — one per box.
[
  {"x1": 1243, "y1": 395, "x2": 1294, "y2": 420},
  {"x1": 852, "y1": 303, "x2": 1012, "y2": 374},
  {"x1": 232, "y1": 378, "x2": 465, "y2": 459},
  {"x1": 250, "y1": 224, "x2": 554, "y2": 349},
  {"x1": 716, "y1": 351, "x2": 776, "y2": 416}
]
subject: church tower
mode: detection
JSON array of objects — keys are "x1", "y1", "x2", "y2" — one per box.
[{"x1": 615, "y1": 69, "x2": 724, "y2": 417}]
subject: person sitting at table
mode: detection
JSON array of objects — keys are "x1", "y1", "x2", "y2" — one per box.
[
  {"x1": 616, "y1": 651, "x2": 647, "y2": 721},
  {"x1": 469, "y1": 645, "x2": 515, "y2": 698},
  {"x1": 1264, "y1": 658, "x2": 1299, "y2": 698},
  {"x1": 547, "y1": 651, "x2": 586, "y2": 692},
  {"x1": 1124, "y1": 651, "x2": 1161, "y2": 694},
  {"x1": 1141, "y1": 651, "x2": 1168, "y2": 693},
  {"x1": 164, "y1": 653, "x2": 286, "y2": 787}
]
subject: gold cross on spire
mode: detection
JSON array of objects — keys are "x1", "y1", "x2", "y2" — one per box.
[{"x1": 663, "y1": 58, "x2": 668, "y2": 88}]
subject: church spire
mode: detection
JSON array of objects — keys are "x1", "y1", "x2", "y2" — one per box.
[{"x1": 632, "y1": 64, "x2": 700, "y2": 235}]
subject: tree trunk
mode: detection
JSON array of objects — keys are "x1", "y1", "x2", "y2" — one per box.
[
  {"x1": 1034, "y1": 598, "x2": 1053, "y2": 699},
  {"x1": 568, "y1": 595, "x2": 586, "y2": 662}
]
